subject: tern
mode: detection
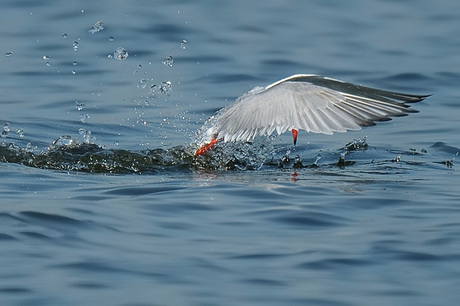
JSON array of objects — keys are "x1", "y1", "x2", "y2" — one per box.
[{"x1": 195, "y1": 74, "x2": 429, "y2": 156}]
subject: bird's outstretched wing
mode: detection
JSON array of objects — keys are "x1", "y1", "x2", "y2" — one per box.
[{"x1": 211, "y1": 74, "x2": 428, "y2": 143}]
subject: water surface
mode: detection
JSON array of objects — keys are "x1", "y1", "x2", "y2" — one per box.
[{"x1": 1, "y1": 0, "x2": 459, "y2": 305}]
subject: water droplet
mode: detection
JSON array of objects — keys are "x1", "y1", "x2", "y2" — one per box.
[
  {"x1": 109, "y1": 36, "x2": 114, "y2": 42},
  {"x1": 16, "y1": 129, "x2": 24, "y2": 138},
  {"x1": 137, "y1": 79, "x2": 147, "y2": 89},
  {"x1": 159, "y1": 81, "x2": 172, "y2": 95},
  {"x1": 72, "y1": 70, "x2": 76, "y2": 75},
  {"x1": 43, "y1": 55, "x2": 51, "y2": 66},
  {"x1": 1, "y1": 123, "x2": 10, "y2": 138},
  {"x1": 73, "y1": 41, "x2": 79, "y2": 51},
  {"x1": 293, "y1": 155, "x2": 303, "y2": 168},
  {"x1": 25, "y1": 142, "x2": 34, "y2": 153},
  {"x1": 314, "y1": 154, "x2": 322, "y2": 165},
  {"x1": 149, "y1": 84, "x2": 157, "y2": 96},
  {"x1": 76, "y1": 101, "x2": 84, "y2": 111},
  {"x1": 79, "y1": 128, "x2": 93, "y2": 143},
  {"x1": 62, "y1": 33, "x2": 68, "y2": 39},
  {"x1": 51, "y1": 135, "x2": 75, "y2": 148},
  {"x1": 180, "y1": 39, "x2": 187, "y2": 50},
  {"x1": 73, "y1": 61, "x2": 78, "y2": 66},
  {"x1": 162, "y1": 55, "x2": 174, "y2": 67},
  {"x1": 5, "y1": 51, "x2": 13, "y2": 57},
  {"x1": 88, "y1": 21, "x2": 104, "y2": 34},
  {"x1": 113, "y1": 47, "x2": 128, "y2": 60},
  {"x1": 80, "y1": 113, "x2": 90, "y2": 123}
]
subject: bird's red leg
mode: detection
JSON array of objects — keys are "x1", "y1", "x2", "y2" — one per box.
[
  {"x1": 292, "y1": 129, "x2": 298, "y2": 146},
  {"x1": 194, "y1": 138, "x2": 219, "y2": 156}
]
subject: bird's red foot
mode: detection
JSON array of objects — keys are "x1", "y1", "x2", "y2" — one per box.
[
  {"x1": 292, "y1": 129, "x2": 298, "y2": 145},
  {"x1": 194, "y1": 138, "x2": 219, "y2": 156}
]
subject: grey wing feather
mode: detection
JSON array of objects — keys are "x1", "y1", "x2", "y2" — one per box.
[{"x1": 213, "y1": 74, "x2": 428, "y2": 143}]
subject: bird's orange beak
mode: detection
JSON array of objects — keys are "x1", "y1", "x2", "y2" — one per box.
[{"x1": 194, "y1": 138, "x2": 219, "y2": 156}]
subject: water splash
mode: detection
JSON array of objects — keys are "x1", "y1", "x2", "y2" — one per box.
[
  {"x1": 0, "y1": 140, "x2": 193, "y2": 174},
  {"x1": 344, "y1": 138, "x2": 368, "y2": 151},
  {"x1": 193, "y1": 138, "x2": 275, "y2": 170},
  {"x1": 0, "y1": 129, "x2": 450, "y2": 174},
  {"x1": 180, "y1": 39, "x2": 187, "y2": 50}
]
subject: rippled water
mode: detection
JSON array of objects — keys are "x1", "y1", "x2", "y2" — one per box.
[{"x1": 1, "y1": 0, "x2": 460, "y2": 305}]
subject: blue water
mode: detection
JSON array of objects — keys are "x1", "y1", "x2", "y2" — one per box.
[{"x1": 1, "y1": 0, "x2": 460, "y2": 305}]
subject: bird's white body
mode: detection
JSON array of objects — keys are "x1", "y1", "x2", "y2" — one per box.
[{"x1": 195, "y1": 74, "x2": 427, "y2": 155}]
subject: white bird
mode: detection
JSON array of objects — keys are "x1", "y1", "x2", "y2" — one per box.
[{"x1": 195, "y1": 74, "x2": 429, "y2": 156}]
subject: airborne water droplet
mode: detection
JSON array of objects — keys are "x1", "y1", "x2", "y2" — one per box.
[
  {"x1": 16, "y1": 129, "x2": 24, "y2": 138},
  {"x1": 43, "y1": 55, "x2": 51, "y2": 66},
  {"x1": 1, "y1": 122, "x2": 10, "y2": 138},
  {"x1": 76, "y1": 101, "x2": 84, "y2": 111},
  {"x1": 80, "y1": 113, "x2": 90, "y2": 123},
  {"x1": 79, "y1": 128, "x2": 93, "y2": 143},
  {"x1": 159, "y1": 81, "x2": 172, "y2": 95},
  {"x1": 162, "y1": 55, "x2": 174, "y2": 67},
  {"x1": 51, "y1": 135, "x2": 75, "y2": 148},
  {"x1": 88, "y1": 21, "x2": 104, "y2": 34},
  {"x1": 113, "y1": 47, "x2": 128, "y2": 60}
]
